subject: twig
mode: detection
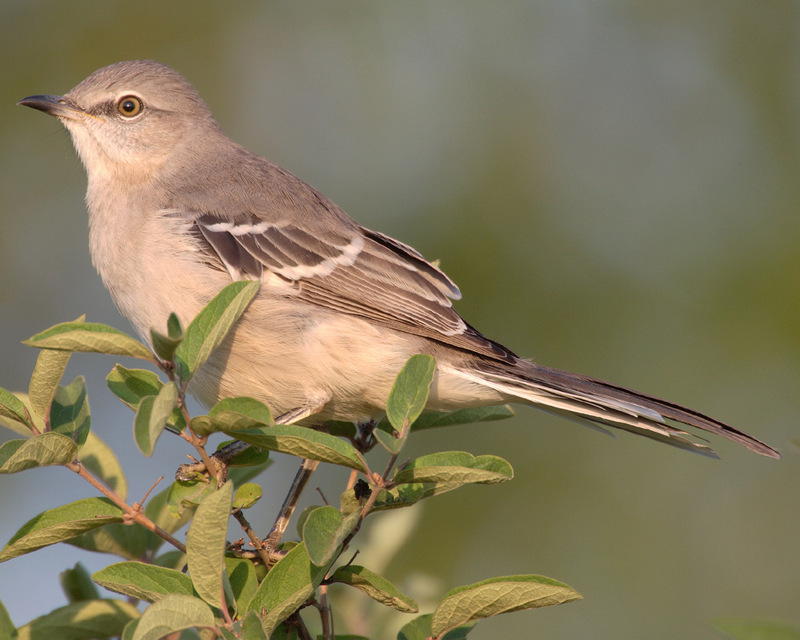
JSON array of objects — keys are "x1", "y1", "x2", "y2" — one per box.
[
  {"x1": 287, "y1": 612, "x2": 313, "y2": 640},
  {"x1": 178, "y1": 402, "x2": 221, "y2": 484},
  {"x1": 66, "y1": 459, "x2": 186, "y2": 554},
  {"x1": 232, "y1": 508, "x2": 273, "y2": 567},
  {"x1": 317, "y1": 585, "x2": 333, "y2": 640}
]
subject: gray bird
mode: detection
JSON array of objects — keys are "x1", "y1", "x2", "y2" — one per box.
[{"x1": 19, "y1": 60, "x2": 779, "y2": 459}]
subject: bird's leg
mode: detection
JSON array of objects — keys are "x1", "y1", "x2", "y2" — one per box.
[
  {"x1": 175, "y1": 438, "x2": 248, "y2": 482},
  {"x1": 262, "y1": 457, "x2": 320, "y2": 559},
  {"x1": 177, "y1": 398, "x2": 331, "y2": 560}
]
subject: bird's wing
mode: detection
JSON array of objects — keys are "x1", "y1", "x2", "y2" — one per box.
[{"x1": 190, "y1": 212, "x2": 516, "y2": 362}]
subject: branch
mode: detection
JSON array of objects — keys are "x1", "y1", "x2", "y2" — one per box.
[{"x1": 66, "y1": 459, "x2": 186, "y2": 554}]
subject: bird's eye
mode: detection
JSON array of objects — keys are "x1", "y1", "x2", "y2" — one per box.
[{"x1": 116, "y1": 95, "x2": 143, "y2": 118}]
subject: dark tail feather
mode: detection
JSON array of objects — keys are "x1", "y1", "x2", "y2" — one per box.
[{"x1": 449, "y1": 359, "x2": 780, "y2": 459}]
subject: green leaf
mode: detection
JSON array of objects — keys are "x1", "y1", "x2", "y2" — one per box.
[
  {"x1": 431, "y1": 575, "x2": 582, "y2": 637},
  {"x1": 106, "y1": 366, "x2": 185, "y2": 432},
  {"x1": 225, "y1": 558, "x2": 258, "y2": 615},
  {"x1": 393, "y1": 452, "x2": 513, "y2": 488},
  {"x1": 60, "y1": 562, "x2": 100, "y2": 603},
  {"x1": 67, "y1": 523, "x2": 155, "y2": 562},
  {"x1": 397, "y1": 614, "x2": 474, "y2": 640},
  {"x1": 145, "y1": 482, "x2": 198, "y2": 536},
  {"x1": 106, "y1": 366, "x2": 163, "y2": 409},
  {"x1": 15, "y1": 599, "x2": 139, "y2": 640},
  {"x1": 133, "y1": 382, "x2": 178, "y2": 456},
  {"x1": 246, "y1": 543, "x2": 328, "y2": 634},
  {"x1": 186, "y1": 482, "x2": 233, "y2": 609},
  {"x1": 92, "y1": 562, "x2": 195, "y2": 602},
  {"x1": 233, "y1": 483, "x2": 262, "y2": 510},
  {"x1": 120, "y1": 619, "x2": 138, "y2": 640},
  {"x1": 0, "y1": 497, "x2": 125, "y2": 562},
  {"x1": 711, "y1": 619, "x2": 800, "y2": 640},
  {"x1": 50, "y1": 376, "x2": 91, "y2": 448},
  {"x1": 0, "y1": 388, "x2": 35, "y2": 431},
  {"x1": 240, "y1": 611, "x2": 267, "y2": 640},
  {"x1": 174, "y1": 280, "x2": 260, "y2": 381},
  {"x1": 24, "y1": 322, "x2": 153, "y2": 361},
  {"x1": 343, "y1": 483, "x2": 430, "y2": 514},
  {"x1": 29, "y1": 346, "x2": 72, "y2": 422},
  {"x1": 165, "y1": 479, "x2": 217, "y2": 520},
  {"x1": 192, "y1": 397, "x2": 273, "y2": 437},
  {"x1": 220, "y1": 441, "x2": 270, "y2": 468},
  {"x1": 70, "y1": 479, "x2": 186, "y2": 561},
  {"x1": 130, "y1": 594, "x2": 215, "y2": 640},
  {"x1": 233, "y1": 425, "x2": 366, "y2": 472},
  {"x1": 150, "y1": 313, "x2": 184, "y2": 363},
  {"x1": 330, "y1": 565, "x2": 418, "y2": 613},
  {"x1": 302, "y1": 506, "x2": 359, "y2": 567},
  {"x1": 378, "y1": 354, "x2": 436, "y2": 454},
  {"x1": 78, "y1": 430, "x2": 128, "y2": 501},
  {"x1": 411, "y1": 405, "x2": 515, "y2": 431},
  {"x1": 0, "y1": 598, "x2": 16, "y2": 640},
  {"x1": 0, "y1": 432, "x2": 77, "y2": 474},
  {"x1": 153, "y1": 550, "x2": 187, "y2": 570}
]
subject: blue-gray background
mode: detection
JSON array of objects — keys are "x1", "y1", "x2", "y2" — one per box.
[{"x1": 1, "y1": 3, "x2": 798, "y2": 638}]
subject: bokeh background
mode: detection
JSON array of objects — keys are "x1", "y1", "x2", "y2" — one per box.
[{"x1": 1, "y1": 2, "x2": 799, "y2": 638}]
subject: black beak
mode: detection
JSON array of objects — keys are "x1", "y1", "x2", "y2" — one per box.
[{"x1": 18, "y1": 94, "x2": 83, "y2": 119}]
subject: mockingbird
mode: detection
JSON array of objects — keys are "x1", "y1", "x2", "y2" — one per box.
[{"x1": 19, "y1": 60, "x2": 779, "y2": 459}]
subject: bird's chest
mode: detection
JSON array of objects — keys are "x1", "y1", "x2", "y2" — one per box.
[{"x1": 86, "y1": 182, "x2": 225, "y2": 342}]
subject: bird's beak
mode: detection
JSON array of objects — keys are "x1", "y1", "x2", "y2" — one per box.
[{"x1": 18, "y1": 94, "x2": 85, "y2": 120}]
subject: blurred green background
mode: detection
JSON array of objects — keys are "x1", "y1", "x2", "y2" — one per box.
[{"x1": 1, "y1": 2, "x2": 798, "y2": 638}]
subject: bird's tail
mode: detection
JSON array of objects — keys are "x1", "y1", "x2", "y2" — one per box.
[{"x1": 441, "y1": 359, "x2": 780, "y2": 458}]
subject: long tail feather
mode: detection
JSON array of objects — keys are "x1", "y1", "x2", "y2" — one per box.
[{"x1": 443, "y1": 360, "x2": 780, "y2": 458}]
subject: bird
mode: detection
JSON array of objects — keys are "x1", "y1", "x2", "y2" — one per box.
[{"x1": 18, "y1": 60, "x2": 779, "y2": 459}]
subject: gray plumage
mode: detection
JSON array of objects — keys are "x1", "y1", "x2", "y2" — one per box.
[{"x1": 19, "y1": 60, "x2": 779, "y2": 459}]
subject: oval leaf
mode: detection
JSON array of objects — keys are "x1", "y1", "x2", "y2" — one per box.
[
  {"x1": 0, "y1": 432, "x2": 77, "y2": 474},
  {"x1": 232, "y1": 483, "x2": 262, "y2": 510},
  {"x1": 241, "y1": 611, "x2": 267, "y2": 640},
  {"x1": 131, "y1": 594, "x2": 214, "y2": 640},
  {"x1": 16, "y1": 599, "x2": 139, "y2": 640},
  {"x1": 397, "y1": 614, "x2": 475, "y2": 640},
  {"x1": 233, "y1": 425, "x2": 366, "y2": 472},
  {"x1": 302, "y1": 506, "x2": 359, "y2": 567},
  {"x1": 378, "y1": 354, "x2": 436, "y2": 454},
  {"x1": 225, "y1": 558, "x2": 258, "y2": 615},
  {"x1": 329, "y1": 565, "x2": 418, "y2": 613},
  {"x1": 174, "y1": 280, "x2": 260, "y2": 381},
  {"x1": 93, "y1": 562, "x2": 194, "y2": 603},
  {"x1": 78, "y1": 431, "x2": 128, "y2": 501},
  {"x1": 0, "y1": 387, "x2": 35, "y2": 431},
  {"x1": 393, "y1": 452, "x2": 513, "y2": 487},
  {"x1": 150, "y1": 313, "x2": 184, "y2": 363},
  {"x1": 29, "y1": 345, "x2": 73, "y2": 422},
  {"x1": 431, "y1": 575, "x2": 582, "y2": 637},
  {"x1": 133, "y1": 382, "x2": 178, "y2": 457},
  {"x1": 68, "y1": 523, "x2": 154, "y2": 562},
  {"x1": 60, "y1": 562, "x2": 100, "y2": 603},
  {"x1": 191, "y1": 397, "x2": 273, "y2": 437},
  {"x1": 106, "y1": 366, "x2": 163, "y2": 409},
  {"x1": 50, "y1": 376, "x2": 91, "y2": 448},
  {"x1": 0, "y1": 599, "x2": 15, "y2": 640},
  {"x1": 411, "y1": 405, "x2": 515, "y2": 432},
  {"x1": 247, "y1": 543, "x2": 329, "y2": 635},
  {"x1": 0, "y1": 497, "x2": 125, "y2": 562},
  {"x1": 186, "y1": 482, "x2": 233, "y2": 609},
  {"x1": 24, "y1": 322, "x2": 153, "y2": 361}
]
